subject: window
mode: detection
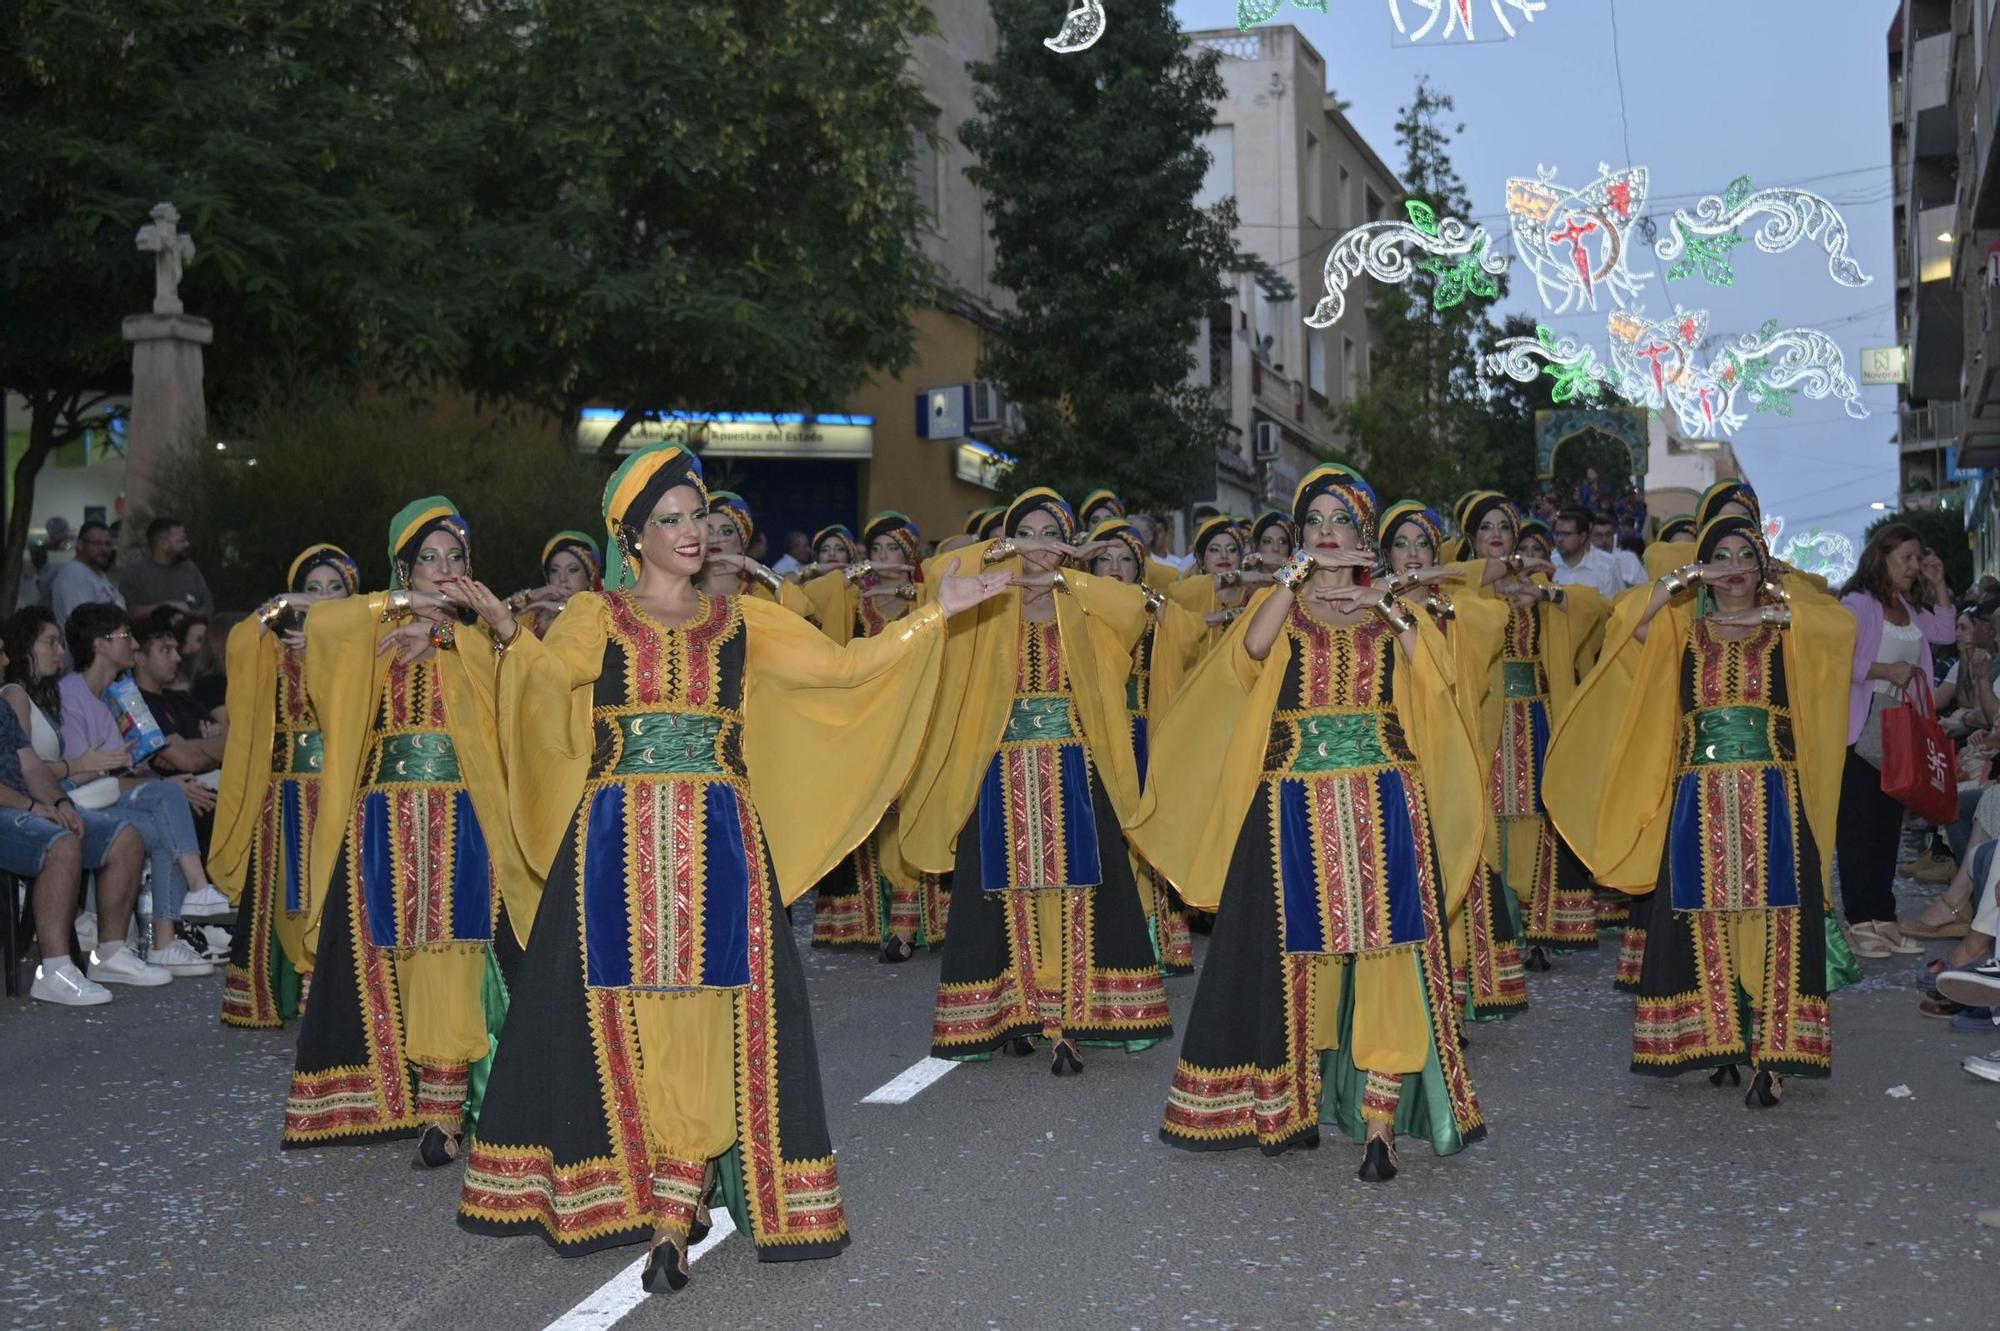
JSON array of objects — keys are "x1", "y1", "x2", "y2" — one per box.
[
  {"x1": 1337, "y1": 164, "x2": 1351, "y2": 228},
  {"x1": 908, "y1": 109, "x2": 941, "y2": 225},
  {"x1": 1364, "y1": 186, "x2": 1384, "y2": 223},
  {"x1": 1304, "y1": 132, "x2": 1320, "y2": 224},
  {"x1": 1308, "y1": 329, "x2": 1327, "y2": 400},
  {"x1": 1197, "y1": 126, "x2": 1235, "y2": 208},
  {"x1": 1342, "y1": 336, "x2": 1356, "y2": 397}
]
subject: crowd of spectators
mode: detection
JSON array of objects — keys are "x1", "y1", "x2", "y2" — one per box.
[{"x1": 2, "y1": 513, "x2": 230, "y2": 1006}]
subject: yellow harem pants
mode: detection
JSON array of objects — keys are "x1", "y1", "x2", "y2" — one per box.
[
  {"x1": 632, "y1": 989, "x2": 739, "y2": 1235},
  {"x1": 392, "y1": 947, "x2": 489, "y2": 1128},
  {"x1": 1303, "y1": 948, "x2": 1429, "y2": 1124}
]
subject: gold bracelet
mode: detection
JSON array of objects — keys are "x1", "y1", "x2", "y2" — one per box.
[
  {"x1": 1426, "y1": 590, "x2": 1456, "y2": 622},
  {"x1": 1275, "y1": 552, "x2": 1315, "y2": 592},
  {"x1": 1217, "y1": 569, "x2": 1241, "y2": 588},
  {"x1": 1505, "y1": 551, "x2": 1525, "y2": 574},
  {"x1": 844, "y1": 561, "x2": 876, "y2": 584},
  {"x1": 493, "y1": 617, "x2": 525, "y2": 653},
  {"x1": 382, "y1": 589, "x2": 413, "y2": 621},
  {"x1": 1142, "y1": 586, "x2": 1166, "y2": 615},
  {"x1": 981, "y1": 539, "x2": 1016, "y2": 566},
  {"x1": 754, "y1": 566, "x2": 783, "y2": 595}
]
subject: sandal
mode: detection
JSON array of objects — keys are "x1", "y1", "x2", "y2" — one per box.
[{"x1": 1902, "y1": 900, "x2": 1972, "y2": 940}]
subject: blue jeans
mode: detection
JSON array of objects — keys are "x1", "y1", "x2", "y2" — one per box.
[
  {"x1": 0, "y1": 805, "x2": 129, "y2": 877},
  {"x1": 95, "y1": 782, "x2": 201, "y2": 922}
]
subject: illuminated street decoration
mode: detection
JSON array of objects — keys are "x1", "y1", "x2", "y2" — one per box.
[
  {"x1": 1507, "y1": 164, "x2": 1654, "y2": 313},
  {"x1": 1763, "y1": 515, "x2": 1858, "y2": 587},
  {"x1": 1044, "y1": 0, "x2": 1106, "y2": 53},
  {"x1": 1234, "y1": 0, "x2": 1327, "y2": 28},
  {"x1": 1388, "y1": 0, "x2": 1547, "y2": 41},
  {"x1": 1482, "y1": 325, "x2": 1611, "y2": 403},
  {"x1": 1654, "y1": 175, "x2": 1873, "y2": 289},
  {"x1": 1605, "y1": 309, "x2": 1868, "y2": 438},
  {"x1": 1305, "y1": 201, "x2": 1508, "y2": 327}
]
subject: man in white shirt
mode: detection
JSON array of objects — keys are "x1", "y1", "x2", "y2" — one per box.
[
  {"x1": 1550, "y1": 508, "x2": 1625, "y2": 601},
  {"x1": 1591, "y1": 513, "x2": 1647, "y2": 590},
  {"x1": 48, "y1": 521, "x2": 125, "y2": 630},
  {"x1": 769, "y1": 530, "x2": 810, "y2": 576}
]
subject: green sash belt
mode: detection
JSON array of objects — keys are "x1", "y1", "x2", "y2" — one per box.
[
  {"x1": 1502, "y1": 660, "x2": 1546, "y2": 699},
  {"x1": 1682, "y1": 706, "x2": 1775, "y2": 766},
  {"x1": 272, "y1": 729, "x2": 324, "y2": 776},
  {"x1": 610, "y1": 712, "x2": 728, "y2": 776},
  {"x1": 371, "y1": 732, "x2": 461, "y2": 784},
  {"x1": 1005, "y1": 695, "x2": 1077, "y2": 743},
  {"x1": 1274, "y1": 712, "x2": 1399, "y2": 773}
]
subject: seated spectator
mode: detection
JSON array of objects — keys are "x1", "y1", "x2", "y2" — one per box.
[
  {"x1": 132, "y1": 610, "x2": 225, "y2": 768},
  {"x1": 117, "y1": 515, "x2": 214, "y2": 620},
  {"x1": 57, "y1": 602, "x2": 227, "y2": 974},
  {"x1": 0, "y1": 629, "x2": 155, "y2": 1004},
  {"x1": 48, "y1": 519, "x2": 124, "y2": 629}
]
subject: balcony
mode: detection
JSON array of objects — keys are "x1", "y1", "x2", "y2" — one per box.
[
  {"x1": 1251, "y1": 356, "x2": 1302, "y2": 424},
  {"x1": 1912, "y1": 29, "x2": 1955, "y2": 160},
  {"x1": 1903, "y1": 401, "x2": 1961, "y2": 450}
]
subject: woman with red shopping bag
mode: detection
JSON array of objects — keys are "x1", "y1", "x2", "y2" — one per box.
[{"x1": 1837, "y1": 524, "x2": 1957, "y2": 958}]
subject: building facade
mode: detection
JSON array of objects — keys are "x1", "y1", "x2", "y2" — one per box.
[{"x1": 1185, "y1": 24, "x2": 1404, "y2": 517}]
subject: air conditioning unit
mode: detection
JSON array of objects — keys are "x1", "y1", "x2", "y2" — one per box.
[
  {"x1": 970, "y1": 380, "x2": 1006, "y2": 431},
  {"x1": 1253, "y1": 421, "x2": 1283, "y2": 461}
]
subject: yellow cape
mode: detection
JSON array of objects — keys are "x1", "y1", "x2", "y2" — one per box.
[
  {"x1": 1543, "y1": 595, "x2": 1854, "y2": 895},
  {"x1": 210, "y1": 616, "x2": 280, "y2": 910},
  {"x1": 1126, "y1": 590, "x2": 1485, "y2": 915},
  {"x1": 496, "y1": 592, "x2": 948, "y2": 907},
  {"x1": 897, "y1": 541, "x2": 1149, "y2": 874},
  {"x1": 302, "y1": 594, "x2": 540, "y2": 950}
]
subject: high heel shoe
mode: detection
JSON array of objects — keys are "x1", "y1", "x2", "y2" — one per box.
[
  {"x1": 1744, "y1": 1068, "x2": 1782, "y2": 1109},
  {"x1": 412, "y1": 1125, "x2": 460, "y2": 1170},
  {"x1": 687, "y1": 1168, "x2": 718, "y2": 1246},
  {"x1": 1708, "y1": 1064, "x2": 1742, "y2": 1088},
  {"x1": 879, "y1": 934, "x2": 916, "y2": 965},
  {"x1": 1357, "y1": 1135, "x2": 1399, "y2": 1182},
  {"x1": 1001, "y1": 1035, "x2": 1036, "y2": 1057},
  {"x1": 1050, "y1": 1041, "x2": 1084, "y2": 1076},
  {"x1": 640, "y1": 1233, "x2": 691, "y2": 1293}
]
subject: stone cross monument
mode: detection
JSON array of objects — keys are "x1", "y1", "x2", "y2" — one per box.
[{"x1": 122, "y1": 202, "x2": 213, "y2": 535}]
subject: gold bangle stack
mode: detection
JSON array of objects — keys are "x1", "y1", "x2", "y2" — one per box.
[
  {"x1": 380, "y1": 589, "x2": 413, "y2": 622},
  {"x1": 981, "y1": 540, "x2": 1016, "y2": 566},
  {"x1": 1660, "y1": 564, "x2": 1701, "y2": 597},
  {"x1": 753, "y1": 566, "x2": 784, "y2": 595},
  {"x1": 1371, "y1": 594, "x2": 1418, "y2": 633}
]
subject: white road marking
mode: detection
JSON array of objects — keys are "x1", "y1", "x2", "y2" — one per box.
[
  {"x1": 541, "y1": 1211, "x2": 736, "y2": 1331},
  {"x1": 861, "y1": 1055, "x2": 959, "y2": 1104}
]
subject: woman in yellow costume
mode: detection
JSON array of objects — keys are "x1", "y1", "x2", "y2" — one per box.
[
  {"x1": 1168, "y1": 514, "x2": 1270, "y2": 639},
  {"x1": 1459, "y1": 492, "x2": 1608, "y2": 972},
  {"x1": 1376, "y1": 502, "x2": 1524, "y2": 1024},
  {"x1": 900, "y1": 488, "x2": 1173, "y2": 1075},
  {"x1": 282, "y1": 500, "x2": 536, "y2": 1169},
  {"x1": 454, "y1": 445, "x2": 1006, "y2": 1290},
  {"x1": 211, "y1": 544, "x2": 358, "y2": 1029},
  {"x1": 1546, "y1": 515, "x2": 1859, "y2": 1105},
  {"x1": 1249, "y1": 510, "x2": 1295, "y2": 573},
  {"x1": 1086, "y1": 516, "x2": 1207, "y2": 974},
  {"x1": 694, "y1": 490, "x2": 811, "y2": 613},
  {"x1": 508, "y1": 532, "x2": 603, "y2": 639},
  {"x1": 1133, "y1": 465, "x2": 1484, "y2": 1181},
  {"x1": 803, "y1": 510, "x2": 950, "y2": 961}
]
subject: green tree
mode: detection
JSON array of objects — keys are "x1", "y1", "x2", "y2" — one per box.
[
  {"x1": 443, "y1": 0, "x2": 940, "y2": 455},
  {"x1": 0, "y1": 0, "x2": 463, "y2": 612},
  {"x1": 1337, "y1": 76, "x2": 1508, "y2": 504},
  {"x1": 961, "y1": 0, "x2": 1238, "y2": 508}
]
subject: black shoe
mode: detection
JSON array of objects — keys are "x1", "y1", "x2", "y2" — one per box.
[
  {"x1": 879, "y1": 935, "x2": 915, "y2": 965},
  {"x1": 641, "y1": 1235, "x2": 690, "y2": 1293},
  {"x1": 1050, "y1": 1041, "x2": 1084, "y2": 1076},
  {"x1": 1524, "y1": 946, "x2": 1553, "y2": 973},
  {"x1": 1001, "y1": 1035, "x2": 1036, "y2": 1057},
  {"x1": 1708, "y1": 1064, "x2": 1743, "y2": 1088},
  {"x1": 687, "y1": 1171, "x2": 717, "y2": 1246},
  {"x1": 412, "y1": 1125, "x2": 460, "y2": 1170},
  {"x1": 1296, "y1": 1128, "x2": 1321, "y2": 1151},
  {"x1": 1744, "y1": 1069, "x2": 1782, "y2": 1109},
  {"x1": 1357, "y1": 1136, "x2": 1399, "y2": 1182}
]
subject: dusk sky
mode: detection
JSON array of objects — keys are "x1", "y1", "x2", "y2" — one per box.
[{"x1": 1171, "y1": 0, "x2": 1902, "y2": 547}]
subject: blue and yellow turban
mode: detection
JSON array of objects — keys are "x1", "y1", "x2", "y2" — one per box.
[
  {"x1": 387, "y1": 497, "x2": 469, "y2": 589},
  {"x1": 1291, "y1": 463, "x2": 1378, "y2": 544},
  {"x1": 1458, "y1": 490, "x2": 1521, "y2": 552},
  {"x1": 288, "y1": 543, "x2": 360, "y2": 596},
  {"x1": 1655, "y1": 513, "x2": 1698, "y2": 544},
  {"x1": 812, "y1": 523, "x2": 860, "y2": 565},
  {"x1": 541, "y1": 531, "x2": 603, "y2": 587},
  {"x1": 708, "y1": 491, "x2": 756, "y2": 549},
  {"x1": 1191, "y1": 513, "x2": 1240, "y2": 564},
  {"x1": 1003, "y1": 486, "x2": 1077, "y2": 543},
  {"x1": 1695, "y1": 512, "x2": 1767, "y2": 574},
  {"x1": 601, "y1": 443, "x2": 708, "y2": 590},
  {"x1": 1377, "y1": 500, "x2": 1445, "y2": 553},
  {"x1": 1250, "y1": 510, "x2": 1295, "y2": 553},
  {"x1": 861, "y1": 510, "x2": 921, "y2": 568},
  {"x1": 1089, "y1": 516, "x2": 1148, "y2": 573},
  {"x1": 1077, "y1": 488, "x2": 1125, "y2": 524},
  {"x1": 1696, "y1": 479, "x2": 1760, "y2": 529}
]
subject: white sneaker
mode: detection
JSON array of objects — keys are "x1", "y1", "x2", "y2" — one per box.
[
  {"x1": 89, "y1": 945, "x2": 172, "y2": 987},
  {"x1": 147, "y1": 938, "x2": 215, "y2": 977},
  {"x1": 180, "y1": 886, "x2": 233, "y2": 921},
  {"x1": 196, "y1": 924, "x2": 232, "y2": 960},
  {"x1": 30, "y1": 958, "x2": 112, "y2": 1006},
  {"x1": 1964, "y1": 1048, "x2": 2000, "y2": 1085},
  {"x1": 73, "y1": 910, "x2": 98, "y2": 954}
]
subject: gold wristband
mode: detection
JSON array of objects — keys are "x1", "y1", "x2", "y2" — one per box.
[
  {"x1": 1142, "y1": 586, "x2": 1166, "y2": 615},
  {"x1": 982, "y1": 540, "x2": 1016, "y2": 566},
  {"x1": 1275, "y1": 553, "x2": 1315, "y2": 592}
]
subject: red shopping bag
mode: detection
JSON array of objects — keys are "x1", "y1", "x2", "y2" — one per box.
[{"x1": 1880, "y1": 673, "x2": 1960, "y2": 826}]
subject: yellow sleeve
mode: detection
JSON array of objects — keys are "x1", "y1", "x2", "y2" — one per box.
[
  {"x1": 301, "y1": 594, "x2": 397, "y2": 951},
  {"x1": 1787, "y1": 595, "x2": 1859, "y2": 899},
  {"x1": 798, "y1": 570, "x2": 856, "y2": 644},
  {"x1": 1401, "y1": 615, "x2": 1486, "y2": 917},
  {"x1": 439, "y1": 622, "x2": 544, "y2": 945},
  {"x1": 1127, "y1": 597, "x2": 1289, "y2": 909},
  {"x1": 739, "y1": 596, "x2": 948, "y2": 904},
  {"x1": 493, "y1": 594, "x2": 606, "y2": 884},
  {"x1": 1543, "y1": 603, "x2": 1687, "y2": 890},
  {"x1": 1167, "y1": 575, "x2": 1218, "y2": 613},
  {"x1": 1147, "y1": 559, "x2": 1183, "y2": 587},
  {"x1": 898, "y1": 540, "x2": 1020, "y2": 874},
  {"x1": 208, "y1": 617, "x2": 279, "y2": 904},
  {"x1": 1054, "y1": 572, "x2": 1147, "y2": 824},
  {"x1": 1147, "y1": 600, "x2": 1210, "y2": 718}
]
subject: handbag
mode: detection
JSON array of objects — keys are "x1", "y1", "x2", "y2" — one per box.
[{"x1": 1880, "y1": 673, "x2": 1960, "y2": 826}]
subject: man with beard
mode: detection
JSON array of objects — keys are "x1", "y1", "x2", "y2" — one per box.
[
  {"x1": 118, "y1": 517, "x2": 214, "y2": 620},
  {"x1": 48, "y1": 520, "x2": 124, "y2": 629}
]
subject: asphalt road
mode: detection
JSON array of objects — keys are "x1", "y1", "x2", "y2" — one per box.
[{"x1": 5, "y1": 875, "x2": 1997, "y2": 1331}]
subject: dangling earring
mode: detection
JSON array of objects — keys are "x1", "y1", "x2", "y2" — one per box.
[{"x1": 395, "y1": 560, "x2": 411, "y2": 589}]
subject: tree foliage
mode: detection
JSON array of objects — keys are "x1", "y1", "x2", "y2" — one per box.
[
  {"x1": 1, "y1": 0, "x2": 940, "y2": 610},
  {"x1": 1336, "y1": 76, "x2": 1512, "y2": 505},
  {"x1": 962, "y1": 0, "x2": 1237, "y2": 509}
]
